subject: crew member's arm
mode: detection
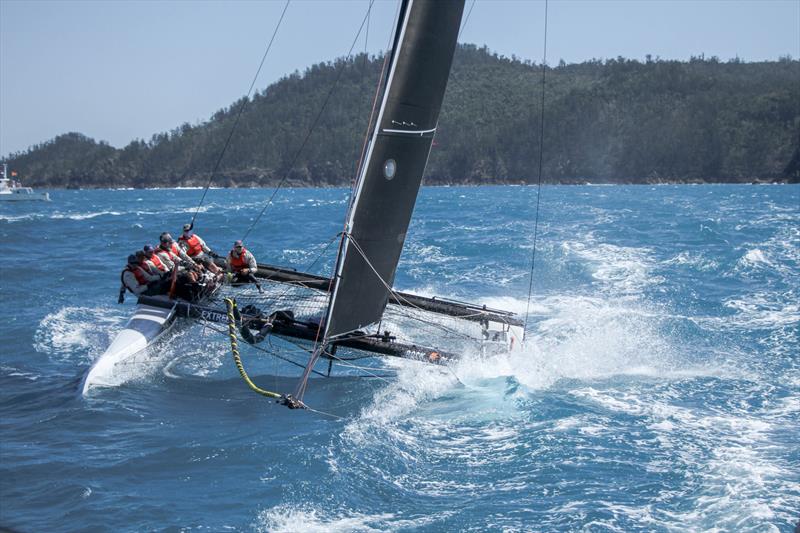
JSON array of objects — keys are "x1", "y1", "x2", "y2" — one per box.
[
  {"x1": 140, "y1": 266, "x2": 161, "y2": 282},
  {"x1": 155, "y1": 251, "x2": 175, "y2": 270},
  {"x1": 198, "y1": 235, "x2": 212, "y2": 254},
  {"x1": 246, "y1": 251, "x2": 257, "y2": 272},
  {"x1": 176, "y1": 247, "x2": 196, "y2": 267}
]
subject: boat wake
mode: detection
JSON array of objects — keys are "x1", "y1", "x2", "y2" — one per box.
[{"x1": 257, "y1": 285, "x2": 798, "y2": 531}]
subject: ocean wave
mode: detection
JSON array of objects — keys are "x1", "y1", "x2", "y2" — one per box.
[
  {"x1": 719, "y1": 293, "x2": 800, "y2": 329},
  {"x1": 576, "y1": 386, "x2": 800, "y2": 531},
  {"x1": 0, "y1": 365, "x2": 41, "y2": 382},
  {"x1": 1, "y1": 210, "x2": 127, "y2": 222},
  {"x1": 326, "y1": 285, "x2": 799, "y2": 529},
  {"x1": 257, "y1": 506, "x2": 451, "y2": 533},
  {"x1": 737, "y1": 248, "x2": 772, "y2": 268},
  {"x1": 0, "y1": 213, "x2": 39, "y2": 222},
  {"x1": 344, "y1": 291, "x2": 686, "y2": 437},
  {"x1": 664, "y1": 250, "x2": 719, "y2": 271},
  {"x1": 561, "y1": 238, "x2": 663, "y2": 296},
  {"x1": 50, "y1": 210, "x2": 123, "y2": 220}
]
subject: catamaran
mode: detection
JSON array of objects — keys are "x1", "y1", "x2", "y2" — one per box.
[{"x1": 83, "y1": 0, "x2": 527, "y2": 407}]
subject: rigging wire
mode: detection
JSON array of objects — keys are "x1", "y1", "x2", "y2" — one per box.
[
  {"x1": 458, "y1": 0, "x2": 477, "y2": 40},
  {"x1": 241, "y1": 0, "x2": 377, "y2": 242},
  {"x1": 363, "y1": 0, "x2": 370, "y2": 69},
  {"x1": 523, "y1": 0, "x2": 549, "y2": 335},
  {"x1": 189, "y1": 0, "x2": 291, "y2": 227},
  {"x1": 344, "y1": 234, "x2": 491, "y2": 341}
]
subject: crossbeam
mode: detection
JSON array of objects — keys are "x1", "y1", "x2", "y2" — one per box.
[{"x1": 212, "y1": 259, "x2": 523, "y2": 327}]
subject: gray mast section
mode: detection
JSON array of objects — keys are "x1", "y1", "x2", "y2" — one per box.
[{"x1": 325, "y1": 0, "x2": 465, "y2": 339}]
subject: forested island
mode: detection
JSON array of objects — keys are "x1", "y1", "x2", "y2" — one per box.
[{"x1": 4, "y1": 45, "x2": 799, "y2": 187}]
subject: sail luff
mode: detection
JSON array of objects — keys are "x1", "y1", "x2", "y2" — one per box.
[{"x1": 324, "y1": 0, "x2": 465, "y2": 340}]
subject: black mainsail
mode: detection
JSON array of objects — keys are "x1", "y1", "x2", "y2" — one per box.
[{"x1": 325, "y1": 0, "x2": 465, "y2": 339}]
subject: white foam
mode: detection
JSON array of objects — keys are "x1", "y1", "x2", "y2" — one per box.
[
  {"x1": 51, "y1": 210, "x2": 122, "y2": 220},
  {"x1": 738, "y1": 248, "x2": 773, "y2": 269},
  {"x1": 561, "y1": 238, "x2": 663, "y2": 295},
  {"x1": 0, "y1": 213, "x2": 39, "y2": 222},
  {"x1": 1, "y1": 365, "x2": 40, "y2": 381},
  {"x1": 34, "y1": 306, "x2": 125, "y2": 364},
  {"x1": 720, "y1": 293, "x2": 800, "y2": 329},
  {"x1": 257, "y1": 506, "x2": 450, "y2": 533},
  {"x1": 575, "y1": 386, "x2": 800, "y2": 530},
  {"x1": 343, "y1": 291, "x2": 684, "y2": 446},
  {"x1": 664, "y1": 250, "x2": 719, "y2": 271}
]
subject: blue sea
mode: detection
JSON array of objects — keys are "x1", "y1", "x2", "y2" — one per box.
[{"x1": 1, "y1": 185, "x2": 798, "y2": 532}]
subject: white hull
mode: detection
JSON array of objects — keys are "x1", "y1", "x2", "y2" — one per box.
[
  {"x1": 0, "y1": 191, "x2": 50, "y2": 201},
  {"x1": 81, "y1": 299, "x2": 176, "y2": 395}
]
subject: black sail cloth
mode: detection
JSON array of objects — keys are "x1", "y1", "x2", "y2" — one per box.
[{"x1": 325, "y1": 0, "x2": 465, "y2": 339}]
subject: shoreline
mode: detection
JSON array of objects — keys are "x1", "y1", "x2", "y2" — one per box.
[{"x1": 28, "y1": 179, "x2": 798, "y2": 191}]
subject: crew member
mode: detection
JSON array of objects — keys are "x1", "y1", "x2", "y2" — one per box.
[
  {"x1": 135, "y1": 250, "x2": 159, "y2": 275},
  {"x1": 159, "y1": 232, "x2": 195, "y2": 267},
  {"x1": 153, "y1": 241, "x2": 177, "y2": 270},
  {"x1": 144, "y1": 244, "x2": 171, "y2": 272},
  {"x1": 178, "y1": 223, "x2": 213, "y2": 259},
  {"x1": 227, "y1": 240, "x2": 262, "y2": 292},
  {"x1": 121, "y1": 254, "x2": 162, "y2": 296}
]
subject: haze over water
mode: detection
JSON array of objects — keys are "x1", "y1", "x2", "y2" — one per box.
[{"x1": 1, "y1": 184, "x2": 798, "y2": 531}]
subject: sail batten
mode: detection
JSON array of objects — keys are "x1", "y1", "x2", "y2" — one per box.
[{"x1": 324, "y1": 0, "x2": 465, "y2": 340}]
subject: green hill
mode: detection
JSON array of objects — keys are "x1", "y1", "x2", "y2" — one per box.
[{"x1": 5, "y1": 45, "x2": 799, "y2": 187}]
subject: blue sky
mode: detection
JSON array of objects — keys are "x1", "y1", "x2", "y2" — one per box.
[{"x1": 1, "y1": 0, "x2": 798, "y2": 157}]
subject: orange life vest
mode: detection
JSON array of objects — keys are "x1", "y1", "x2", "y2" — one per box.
[
  {"x1": 179, "y1": 234, "x2": 204, "y2": 257},
  {"x1": 147, "y1": 252, "x2": 168, "y2": 272},
  {"x1": 140, "y1": 259, "x2": 159, "y2": 275},
  {"x1": 159, "y1": 243, "x2": 180, "y2": 261},
  {"x1": 229, "y1": 248, "x2": 250, "y2": 272},
  {"x1": 121, "y1": 265, "x2": 149, "y2": 292}
]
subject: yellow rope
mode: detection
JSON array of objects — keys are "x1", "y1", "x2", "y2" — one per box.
[{"x1": 224, "y1": 297, "x2": 282, "y2": 399}]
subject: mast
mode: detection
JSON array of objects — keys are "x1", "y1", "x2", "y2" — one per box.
[{"x1": 325, "y1": 0, "x2": 465, "y2": 340}]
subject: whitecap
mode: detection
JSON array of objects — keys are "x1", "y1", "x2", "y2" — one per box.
[{"x1": 50, "y1": 210, "x2": 123, "y2": 221}]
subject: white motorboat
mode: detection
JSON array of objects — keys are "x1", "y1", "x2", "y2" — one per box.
[{"x1": 0, "y1": 164, "x2": 50, "y2": 201}]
